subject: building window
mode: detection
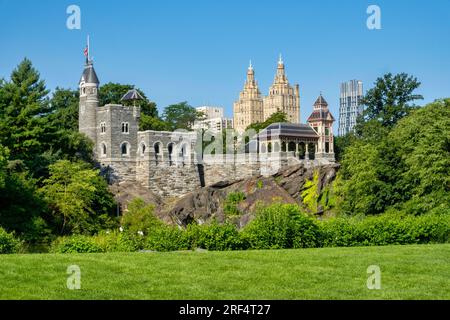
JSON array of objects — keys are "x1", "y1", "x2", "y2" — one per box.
[
  {"x1": 101, "y1": 143, "x2": 107, "y2": 157},
  {"x1": 168, "y1": 143, "x2": 174, "y2": 166},
  {"x1": 100, "y1": 122, "x2": 106, "y2": 133},
  {"x1": 121, "y1": 122, "x2": 129, "y2": 133},
  {"x1": 140, "y1": 143, "x2": 146, "y2": 156},
  {"x1": 121, "y1": 142, "x2": 130, "y2": 156}
]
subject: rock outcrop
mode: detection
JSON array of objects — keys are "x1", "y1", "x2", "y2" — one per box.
[{"x1": 165, "y1": 163, "x2": 340, "y2": 227}]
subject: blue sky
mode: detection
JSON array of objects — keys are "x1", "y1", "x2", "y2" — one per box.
[{"x1": 1, "y1": 0, "x2": 449, "y2": 126}]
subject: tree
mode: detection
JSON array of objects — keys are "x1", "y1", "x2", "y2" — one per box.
[
  {"x1": 246, "y1": 111, "x2": 288, "y2": 133},
  {"x1": 358, "y1": 73, "x2": 423, "y2": 130},
  {"x1": 0, "y1": 58, "x2": 51, "y2": 165},
  {"x1": 39, "y1": 160, "x2": 116, "y2": 235},
  {"x1": 48, "y1": 87, "x2": 79, "y2": 131},
  {"x1": 0, "y1": 145, "x2": 8, "y2": 189},
  {"x1": 162, "y1": 101, "x2": 203, "y2": 131},
  {"x1": 99, "y1": 82, "x2": 160, "y2": 130},
  {"x1": 336, "y1": 98, "x2": 450, "y2": 216}
]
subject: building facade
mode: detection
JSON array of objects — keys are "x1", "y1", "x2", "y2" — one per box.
[
  {"x1": 338, "y1": 80, "x2": 364, "y2": 136},
  {"x1": 233, "y1": 57, "x2": 300, "y2": 133},
  {"x1": 263, "y1": 55, "x2": 300, "y2": 124},
  {"x1": 233, "y1": 62, "x2": 264, "y2": 133},
  {"x1": 193, "y1": 106, "x2": 234, "y2": 133}
]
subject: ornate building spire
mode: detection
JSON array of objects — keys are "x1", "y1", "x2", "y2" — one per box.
[
  {"x1": 263, "y1": 55, "x2": 300, "y2": 123},
  {"x1": 233, "y1": 61, "x2": 264, "y2": 132}
]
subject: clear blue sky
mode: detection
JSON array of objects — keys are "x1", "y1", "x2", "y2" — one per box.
[{"x1": 1, "y1": 0, "x2": 449, "y2": 127}]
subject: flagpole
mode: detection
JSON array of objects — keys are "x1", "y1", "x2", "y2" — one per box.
[{"x1": 87, "y1": 35, "x2": 90, "y2": 62}]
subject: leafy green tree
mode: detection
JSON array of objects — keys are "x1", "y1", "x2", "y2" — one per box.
[
  {"x1": 246, "y1": 111, "x2": 288, "y2": 133},
  {"x1": 121, "y1": 198, "x2": 162, "y2": 235},
  {"x1": 49, "y1": 87, "x2": 79, "y2": 131},
  {"x1": 358, "y1": 73, "x2": 423, "y2": 131},
  {"x1": 336, "y1": 98, "x2": 450, "y2": 216},
  {"x1": 39, "y1": 160, "x2": 116, "y2": 235},
  {"x1": 0, "y1": 145, "x2": 8, "y2": 189},
  {"x1": 388, "y1": 98, "x2": 450, "y2": 214},
  {"x1": 0, "y1": 58, "x2": 51, "y2": 165},
  {"x1": 333, "y1": 133, "x2": 357, "y2": 162},
  {"x1": 162, "y1": 101, "x2": 203, "y2": 131}
]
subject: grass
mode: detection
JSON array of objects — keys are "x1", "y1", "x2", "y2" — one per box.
[{"x1": 0, "y1": 244, "x2": 449, "y2": 300}]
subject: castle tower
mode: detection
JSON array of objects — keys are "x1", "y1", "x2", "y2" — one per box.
[
  {"x1": 78, "y1": 56, "x2": 100, "y2": 149},
  {"x1": 307, "y1": 94, "x2": 335, "y2": 161},
  {"x1": 233, "y1": 61, "x2": 264, "y2": 132},
  {"x1": 263, "y1": 55, "x2": 300, "y2": 123}
]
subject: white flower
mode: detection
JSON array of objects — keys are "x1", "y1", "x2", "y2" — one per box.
[
  {"x1": 137, "y1": 231, "x2": 144, "y2": 236},
  {"x1": 119, "y1": 227, "x2": 123, "y2": 232}
]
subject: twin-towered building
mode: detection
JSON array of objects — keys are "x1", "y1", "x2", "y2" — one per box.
[{"x1": 233, "y1": 56, "x2": 300, "y2": 133}]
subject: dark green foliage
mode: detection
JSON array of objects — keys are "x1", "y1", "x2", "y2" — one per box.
[
  {"x1": 223, "y1": 192, "x2": 246, "y2": 219},
  {"x1": 50, "y1": 235, "x2": 103, "y2": 253},
  {"x1": 0, "y1": 167, "x2": 48, "y2": 240},
  {"x1": 94, "y1": 231, "x2": 146, "y2": 252},
  {"x1": 0, "y1": 58, "x2": 51, "y2": 167},
  {"x1": 241, "y1": 203, "x2": 321, "y2": 249},
  {"x1": 246, "y1": 111, "x2": 288, "y2": 133},
  {"x1": 186, "y1": 223, "x2": 243, "y2": 251},
  {"x1": 49, "y1": 87, "x2": 79, "y2": 131},
  {"x1": 146, "y1": 225, "x2": 189, "y2": 252},
  {"x1": 39, "y1": 160, "x2": 116, "y2": 235},
  {"x1": 0, "y1": 227, "x2": 22, "y2": 254},
  {"x1": 162, "y1": 101, "x2": 203, "y2": 131},
  {"x1": 320, "y1": 213, "x2": 449, "y2": 247},
  {"x1": 358, "y1": 72, "x2": 423, "y2": 129},
  {"x1": 337, "y1": 99, "x2": 450, "y2": 216},
  {"x1": 121, "y1": 198, "x2": 162, "y2": 235}
]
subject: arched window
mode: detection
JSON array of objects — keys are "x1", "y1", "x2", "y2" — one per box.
[
  {"x1": 101, "y1": 143, "x2": 107, "y2": 157},
  {"x1": 260, "y1": 143, "x2": 266, "y2": 153},
  {"x1": 140, "y1": 143, "x2": 146, "y2": 156},
  {"x1": 168, "y1": 143, "x2": 174, "y2": 166},
  {"x1": 121, "y1": 142, "x2": 130, "y2": 156},
  {"x1": 154, "y1": 142, "x2": 162, "y2": 164}
]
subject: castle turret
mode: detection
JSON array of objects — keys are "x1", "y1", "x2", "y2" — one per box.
[{"x1": 79, "y1": 58, "x2": 99, "y2": 149}]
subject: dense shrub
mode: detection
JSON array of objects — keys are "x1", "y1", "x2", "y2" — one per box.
[
  {"x1": 94, "y1": 231, "x2": 146, "y2": 252},
  {"x1": 0, "y1": 227, "x2": 22, "y2": 254},
  {"x1": 121, "y1": 198, "x2": 162, "y2": 235},
  {"x1": 241, "y1": 204, "x2": 321, "y2": 249},
  {"x1": 320, "y1": 213, "x2": 449, "y2": 247},
  {"x1": 186, "y1": 223, "x2": 243, "y2": 251},
  {"x1": 146, "y1": 225, "x2": 189, "y2": 252},
  {"x1": 50, "y1": 235, "x2": 103, "y2": 253}
]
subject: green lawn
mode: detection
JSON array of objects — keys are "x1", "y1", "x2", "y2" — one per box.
[{"x1": 0, "y1": 244, "x2": 449, "y2": 300}]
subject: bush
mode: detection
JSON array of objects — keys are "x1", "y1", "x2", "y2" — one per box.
[
  {"x1": 93, "y1": 231, "x2": 146, "y2": 252},
  {"x1": 146, "y1": 225, "x2": 189, "y2": 252},
  {"x1": 320, "y1": 213, "x2": 450, "y2": 247},
  {"x1": 121, "y1": 198, "x2": 162, "y2": 235},
  {"x1": 0, "y1": 227, "x2": 21, "y2": 254},
  {"x1": 241, "y1": 203, "x2": 321, "y2": 249},
  {"x1": 186, "y1": 223, "x2": 243, "y2": 251},
  {"x1": 50, "y1": 235, "x2": 103, "y2": 253}
]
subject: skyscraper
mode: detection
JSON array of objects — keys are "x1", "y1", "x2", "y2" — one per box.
[{"x1": 338, "y1": 80, "x2": 364, "y2": 136}]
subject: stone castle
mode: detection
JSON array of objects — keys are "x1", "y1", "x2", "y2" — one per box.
[{"x1": 78, "y1": 56, "x2": 335, "y2": 198}]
